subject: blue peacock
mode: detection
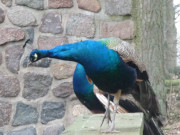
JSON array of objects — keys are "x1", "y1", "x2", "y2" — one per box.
[
  {"x1": 73, "y1": 63, "x2": 163, "y2": 135},
  {"x1": 29, "y1": 38, "x2": 162, "y2": 133}
]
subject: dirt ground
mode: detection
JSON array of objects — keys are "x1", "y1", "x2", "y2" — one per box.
[{"x1": 163, "y1": 93, "x2": 180, "y2": 135}]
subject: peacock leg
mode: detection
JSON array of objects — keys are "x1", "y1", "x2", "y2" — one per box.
[
  {"x1": 103, "y1": 90, "x2": 121, "y2": 133},
  {"x1": 100, "y1": 94, "x2": 111, "y2": 127}
]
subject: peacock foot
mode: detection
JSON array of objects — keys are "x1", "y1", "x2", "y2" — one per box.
[{"x1": 100, "y1": 106, "x2": 111, "y2": 127}]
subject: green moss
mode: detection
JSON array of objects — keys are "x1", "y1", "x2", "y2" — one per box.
[{"x1": 165, "y1": 79, "x2": 180, "y2": 86}]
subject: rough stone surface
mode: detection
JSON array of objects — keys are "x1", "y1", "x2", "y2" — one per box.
[
  {"x1": 7, "y1": 127, "x2": 37, "y2": 135},
  {"x1": 100, "y1": 20, "x2": 134, "y2": 39},
  {"x1": 66, "y1": 13, "x2": 95, "y2": 38},
  {"x1": 12, "y1": 102, "x2": 38, "y2": 126},
  {"x1": 43, "y1": 123, "x2": 65, "y2": 135},
  {"x1": 0, "y1": 28, "x2": 25, "y2": 45},
  {"x1": 23, "y1": 56, "x2": 51, "y2": 68},
  {"x1": 25, "y1": 28, "x2": 34, "y2": 44},
  {"x1": 48, "y1": 0, "x2": 73, "y2": 8},
  {"x1": 0, "y1": 101, "x2": 12, "y2": 127},
  {"x1": 40, "y1": 12, "x2": 63, "y2": 34},
  {"x1": 105, "y1": 0, "x2": 132, "y2": 15},
  {"x1": 77, "y1": 0, "x2": 101, "y2": 13},
  {"x1": 0, "y1": 53, "x2": 2, "y2": 65},
  {"x1": 0, "y1": 75, "x2": 20, "y2": 97},
  {"x1": 7, "y1": 7, "x2": 36, "y2": 27},
  {"x1": 38, "y1": 36, "x2": 68, "y2": 49},
  {"x1": 52, "y1": 82, "x2": 73, "y2": 98},
  {"x1": 0, "y1": 8, "x2": 5, "y2": 23},
  {"x1": 1, "y1": 0, "x2": 12, "y2": 7},
  {"x1": 15, "y1": 0, "x2": 44, "y2": 9},
  {"x1": 41, "y1": 101, "x2": 65, "y2": 124},
  {"x1": 51, "y1": 63, "x2": 76, "y2": 80},
  {"x1": 23, "y1": 73, "x2": 53, "y2": 100},
  {"x1": 5, "y1": 45, "x2": 24, "y2": 74}
]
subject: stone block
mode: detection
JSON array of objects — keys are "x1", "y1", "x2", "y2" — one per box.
[
  {"x1": 40, "y1": 12, "x2": 63, "y2": 34},
  {"x1": 38, "y1": 36, "x2": 68, "y2": 49},
  {"x1": 52, "y1": 82, "x2": 73, "y2": 98},
  {"x1": 0, "y1": 101, "x2": 12, "y2": 127},
  {"x1": 62, "y1": 113, "x2": 144, "y2": 135},
  {"x1": 12, "y1": 102, "x2": 39, "y2": 126},
  {"x1": 51, "y1": 63, "x2": 76, "y2": 80},
  {"x1": 77, "y1": 0, "x2": 101, "y2": 13},
  {"x1": 0, "y1": 74, "x2": 20, "y2": 97},
  {"x1": 66, "y1": 13, "x2": 95, "y2": 38},
  {"x1": 100, "y1": 20, "x2": 134, "y2": 40},
  {"x1": 0, "y1": 28, "x2": 25, "y2": 45},
  {"x1": 7, "y1": 127, "x2": 37, "y2": 135},
  {"x1": 0, "y1": 8, "x2": 5, "y2": 23},
  {"x1": 41, "y1": 101, "x2": 66, "y2": 124},
  {"x1": 105, "y1": 0, "x2": 132, "y2": 15},
  {"x1": 23, "y1": 72, "x2": 53, "y2": 100},
  {"x1": 15, "y1": 0, "x2": 44, "y2": 9},
  {"x1": 5, "y1": 45, "x2": 24, "y2": 74},
  {"x1": 25, "y1": 27, "x2": 34, "y2": 44},
  {"x1": 7, "y1": 6, "x2": 36, "y2": 27},
  {"x1": 1, "y1": 0, "x2": 12, "y2": 7},
  {"x1": 48, "y1": 0, "x2": 73, "y2": 8},
  {"x1": 0, "y1": 53, "x2": 2, "y2": 65},
  {"x1": 43, "y1": 123, "x2": 65, "y2": 135}
]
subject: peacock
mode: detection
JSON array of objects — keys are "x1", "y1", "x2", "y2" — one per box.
[
  {"x1": 73, "y1": 63, "x2": 164, "y2": 135},
  {"x1": 29, "y1": 37, "x2": 162, "y2": 132}
]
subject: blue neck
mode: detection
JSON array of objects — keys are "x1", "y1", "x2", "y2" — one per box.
[{"x1": 73, "y1": 64, "x2": 93, "y2": 95}]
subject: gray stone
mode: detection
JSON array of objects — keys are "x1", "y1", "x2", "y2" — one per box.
[
  {"x1": 43, "y1": 124, "x2": 65, "y2": 135},
  {"x1": 41, "y1": 101, "x2": 65, "y2": 124},
  {"x1": 23, "y1": 56, "x2": 51, "y2": 68},
  {"x1": 0, "y1": 100, "x2": 12, "y2": 127},
  {"x1": 15, "y1": 0, "x2": 44, "y2": 10},
  {"x1": 7, "y1": 6, "x2": 36, "y2": 27},
  {"x1": 25, "y1": 28, "x2": 34, "y2": 44},
  {"x1": 105, "y1": 0, "x2": 132, "y2": 15},
  {"x1": 66, "y1": 13, "x2": 95, "y2": 38},
  {"x1": 12, "y1": 102, "x2": 38, "y2": 126},
  {"x1": 7, "y1": 127, "x2": 37, "y2": 135},
  {"x1": 0, "y1": 75, "x2": 20, "y2": 97},
  {"x1": 1, "y1": 0, "x2": 12, "y2": 7},
  {"x1": 0, "y1": 53, "x2": 2, "y2": 65},
  {"x1": 5, "y1": 45, "x2": 24, "y2": 74},
  {"x1": 0, "y1": 132, "x2": 3, "y2": 135},
  {"x1": 23, "y1": 72, "x2": 53, "y2": 99},
  {"x1": 40, "y1": 12, "x2": 63, "y2": 34},
  {"x1": 51, "y1": 63, "x2": 76, "y2": 80},
  {"x1": 0, "y1": 28, "x2": 25, "y2": 45},
  {"x1": 0, "y1": 8, "x2": 5, "y2": 23},
  {"x1": 38, "y1": 36, "x2": 68, "y2": 49},
  {"x1": 48, "y1": 0, "x2": 73, "y2": 8},
  {"x1": 52, "y1": 82, "x2": 73, "y2": 98}
]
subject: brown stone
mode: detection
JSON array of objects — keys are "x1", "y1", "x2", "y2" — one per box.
[
  {"x1": 38, "y1": 36, "x2": 68, "y2": 49},
  {"x1": 40, "y1": 12, "x2": 63, "y2": 34},
  {"x1": 51, "y1": 63, "x2": 76, "y2": 80},
  {"x1": 66, "y1": 13, "x2": 95, "y2": 38},
  {"x1": 0, "y1": 8, "x2": 5, "y2": 23},
  {"x1": 77, "y1": 0, "x2": 101, "y2": 13},
  {"x1": 0, "y1": 100, "x2": 12, "y2": 127},
  {"x1": 48, "y1": 0, "x2": 73, "y2": 8},
  {"x1": 0, "y1": 74, "x2": 20, "y2": 97},
  {"x1": 0, "y1": 28, "x2": 25, "y2": 45},
  {"x1": 5, "y1": 45, "x2": 24, "y2": 74},
  {"x1": 100, "y1": 20, "x2": 134, "y2": 40},
  {"x1": 52, "y1": 82, "x2": 73, "y2": 98},
  {"x1": 0, "y1": 53, "x2": 2, "y2": 65}
]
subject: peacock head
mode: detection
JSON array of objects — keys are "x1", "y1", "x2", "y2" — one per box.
[{"x1": 29, "y1": 50, "x2": 41, "y2": 62}]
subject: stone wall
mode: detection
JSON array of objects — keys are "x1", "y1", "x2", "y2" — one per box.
[{"x1": 0, "y1": 0, "x2": 176, "y2": 135}]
